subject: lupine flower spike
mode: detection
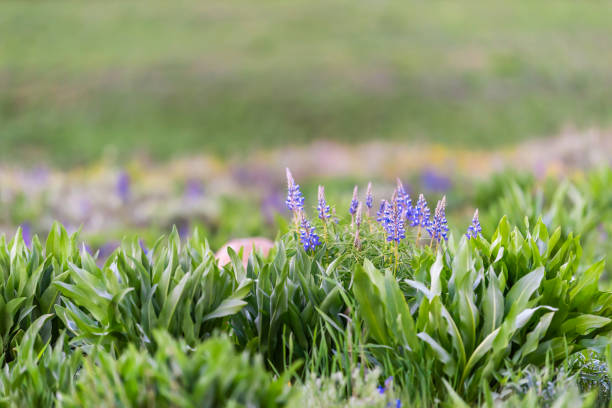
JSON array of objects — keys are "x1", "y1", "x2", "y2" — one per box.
[
  {"x1": 349, "y1": 185, "x2": 359, "y2": 226},
  {"x1": 383, "y1": 191, "x2": 406, "y2": 274},
  {"x1": 285, "y1": 168, "x2": 305, "y2": 225},
  {"x1": 466, "y1": 209, "x2": 482, "y2": 240},
  {"x1": 117, "y1": 171, "x2": 131, "y2": 203},
  {"x1": 318, "y1": 185, "x2": 331, "y2": 239},
  {"x1": 354, "y1": 202, "x2": 363, "y2": 248},
  {"x1": 299, "y1": 215, "x2": 322, "y2": 252},
  {"x1": 411, "y1": 194, "x2": 431, "y2": 243},
  {"x1": 383, "y1": 191, "x2": 406, "y2": 244},
  {"x1": 376, "y1": 200, "x2": 387, "y2": 224},
  {"x1": 365, "y1": 182, "x2": 373, "y2": 216},
  {"x1": 396, "y1": 178, "x2": 413, "y2": 224},
  {"x1": 317, "y1": 185, "x2": 331, "y2": 220},
  {"x1": 428, "y1": 196, "x2": 449, "y2": 249}
]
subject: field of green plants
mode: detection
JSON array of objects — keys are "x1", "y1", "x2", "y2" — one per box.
[{"x1": 1, "y1": 165, "x2": 612, "y2": 407}]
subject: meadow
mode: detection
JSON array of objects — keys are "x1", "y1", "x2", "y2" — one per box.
[
  {"x1": 3, "y1": 0, "x2": 612, "y2": 406},
  {"x1": 2, "y1": 0, "x2": 612, "y2": 164},
  {"x1": 1, "y1": 166, "x2": 612, "y2": 407}
]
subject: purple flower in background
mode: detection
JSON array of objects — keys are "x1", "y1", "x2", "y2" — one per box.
[
  {"x1": 421, "y1": 169, "x2": 452, "y2": 192},
  {"x1": 383, "y1": 193, "x2": 406, "y2": 243},
  {"x1": 139, "y1": 239, "x2": 148, "y2": 254},
  {"x1": 261, "y1": 189, "x2": 285, "y2": 225},
  {"x1": 411, "y1": 194, "x2": 431, "y2": 228},
  {"x1": 299, "y1": 215, "x2": 322, "y2": 252},
  {"x1": 20, "y1": 223, "x2": 32, "y2": 248},
  {"x1": 349, "y1": 185, "x2": 359, "y2": 215},
  {"x1": 117, "y1": 171, "x2": 131, "y2": 203},
  {"x1": 428, "y1": 196, "x2": 449, "y2": 243},
  {"x1": 317, "y1": 185, "x2": 331, "y2": 220},
  {"x1": 466, "y1": 209, "x2": 482, "y2": 240},
  {"x1": 98, "y1": 242, "x2": 119, "y2": 260},
  {"x1": 184, "y1": 179, "x2": 204, "y2": 198},
  {"x1": 285, "y1": 168, "x2": 305, "y2": 213}
]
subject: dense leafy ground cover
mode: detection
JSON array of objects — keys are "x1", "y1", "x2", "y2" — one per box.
[
  {"x1": 1, "y1": 168, "x2": 612, "y2": 407},
  {"x1": 2, "y1": 0, "x2": 612, "y2": 164}
]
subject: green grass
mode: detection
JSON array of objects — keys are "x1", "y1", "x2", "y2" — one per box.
[{"x1": 2, "y1": 0, "x2": 612, "y2": 165}]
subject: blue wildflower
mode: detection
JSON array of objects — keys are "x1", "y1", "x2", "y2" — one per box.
[
  {"x1": 411, "y1": 194, "x2": 431, "y2": 228},
  {"x1": 184, "y1": 179, "x2": 204, "y2": 198},
  {"x1": 377, "y1": 200, "x2": 387, "y2": 224},
  {"x1": 285, "y1": 168, "x2": 305, "y2": 213},
  {"x1": 428, "y1": 196, "x2": 449, "y2": 243},
  {"x1": 378, "y1": 376, "x2": 394, "y2": 395},
  {"x1": 299, "y1": 215, "x2": 322, "y2": 252},
  {"x1": 383, "y1": 192, "x2": 406, "y2": 244},
  {"x1": 365, "y1": 182, "x2": 373, "y2": 212},
  {"x1": 349, "y1": 185, "x2": 359, "y2": 215},
  {"x1": 396, "y1": 178, "x2": 413, "y2": 223},
  {"x1": 354, "y1": 202, "x2": 363, "y2": 247},
  {"x1": 20, "y1": 223, "x2": 32, "y2": 248},
  {"x1": 466, "y1": 209, "x2": 482, "y2": 239},
  {"x1": 117, "y1": 171, "x2": 130, "y2": 203},
  {"x1": 317, "y1": 185, "x2": 331, "y2": 220},
  {"x1": 421, "y1": 169, "x2": 452, "y2": 192}
]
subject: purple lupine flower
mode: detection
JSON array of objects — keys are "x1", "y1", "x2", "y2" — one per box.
[
  {"x1": 117, "y1": 171, "x2": 131, "y2": 203},
  {"x1": 184, "y1": 179, "x2": 204, "y2": 198},
  {"x1": 428, "y1": 196, "x2": 449, "y2": 242},
  {"x1": 365, "y1": 182, "x2": 373, "y2": 211},
  {"x1": 299, "y1": 215, "x2": 322, "y2": 252},
  {"x1": 261, "y1": 189, "x2": 285, "y2": 225},
  {"x1": 285, "y1": 168, "x2": 305, "y2": 213},
  {"x1": 383, "y1": 192, "x2": 406, "y2": 243},
  {"x1": 355, "y1": 202, "x2": 363, "y2": 228},
  {"x1": 354, "y1": 202, "x2": 363, "y2": 248},
  {"x1": 421, "y1": 169, "x2": 452, "y2": 192},
  {"x1": 396, "y1": 178, "x2": 413, "y2": 223},
  {"x1": 349, "y1": 185, "x2": 359, "y2": 215},
  {"x1": 411, "y1": 194, "x2": 431, "y2": 228},
  {"x1": 139, "y1": 239, "x2": 148, "y2": 255},
  {"x1": 377, "y1": 376, "x2": 393, "y2": 394},
  {"x1": 466, "y1": 209, "x2": 482, "y2": 240},
  {"x1": 317, "y1": 185, "x2": 331, "y2": 220},
  {"x1": 376, "y1": 200, "x2": 388, "y2": 224},
  {"x1": 20, "y1": 223, "x2": 32, "y2": 248}
]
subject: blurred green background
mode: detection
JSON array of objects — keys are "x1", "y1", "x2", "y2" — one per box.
[{"x1": 2, "y1": 0, "x2": 612, "y2": 166}]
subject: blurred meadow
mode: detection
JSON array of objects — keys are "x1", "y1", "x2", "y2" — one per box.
[{"x1": 2, "y1": 0, "x2": 612, "y2": 164}]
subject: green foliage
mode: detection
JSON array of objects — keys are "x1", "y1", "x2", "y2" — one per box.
[
  {"x1": 0, "y1": 223, "x2": 80, "y2": 362},
  {"x1": 1, "y1": 176, "x2": 612, "y2": 407},
  {"x1": 54, "y1": 228, "x2": 251, "y2": 352},
  {"x1": 60, "y1": 331, "x2": 295, "y2": 408},
  {"x1": 231, "y1": 240, "x2": 345, "y2": 371},
  {"x1": 0, "y1": 316, "x2": 81, "y2": 408},
  {"x1": 482, "y1": 168, "x2": 612, "y2": 280},
  {"x1": 353, "y1": 216, "x2": 612, "y2": 401}
]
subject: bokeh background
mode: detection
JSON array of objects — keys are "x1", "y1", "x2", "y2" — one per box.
[{"x1": 2, "y1": 0, "x2": 612, "y2": 250}]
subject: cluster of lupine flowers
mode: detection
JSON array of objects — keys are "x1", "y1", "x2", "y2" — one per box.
[{"x1": 285, "y1": 168, "x2": 480, "y2": 252}]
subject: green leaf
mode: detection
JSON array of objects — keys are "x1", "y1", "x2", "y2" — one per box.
[
  {"x1": 505, "y1": 267, "x2": 544, "y2": 314},
  {"x1": 353, "y1": 261, "x2": 388, "y2": 344},
  {"x1": 561, "y1": 314, "x2": 612, "y2": 337}
]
